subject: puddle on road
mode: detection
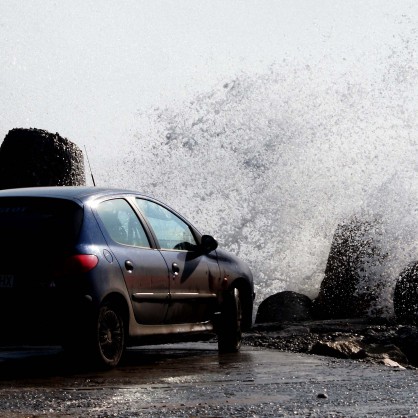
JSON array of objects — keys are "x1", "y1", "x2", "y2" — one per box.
[
  {"x1": 0, "y1": 342, "x2": 323, "y2": 391},
  {"x1": 0, "y1": 343, "x2": 417, "y2": 417}
]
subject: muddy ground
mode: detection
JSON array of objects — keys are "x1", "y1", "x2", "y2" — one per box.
[
  {"x1": 0, "y1": 342, "x2": 418, "y2": 417},
  {"x1": 0, "y1": 319, "x2": 417, "y2": 416},
  {"x1": 244, "y1": 318, "x2": 418, "y2": 369}
]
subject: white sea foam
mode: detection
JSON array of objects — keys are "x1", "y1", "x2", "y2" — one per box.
[{"x1": 96, "y1": 28, "x2": 418, "y2": 310}]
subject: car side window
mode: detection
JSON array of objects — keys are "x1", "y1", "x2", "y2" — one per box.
[
  {"x1": 96, "y1": 199, "x2": 150, "y2": 248},
  {"x1": 135, "y1": 198, "x2": 197, "y2": 251}
]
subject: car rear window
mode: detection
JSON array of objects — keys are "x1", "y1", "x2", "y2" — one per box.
[{"x1": 0, "y1": 197, "x2": 83, "y2": 251}]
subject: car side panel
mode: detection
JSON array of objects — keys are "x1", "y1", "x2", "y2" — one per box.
[
  {"x1": 160, "y1": 249, "x2": 221, "y2": 324},
  {"x1": 90, "y1": 199, "x2": 170, "y2": 325}
]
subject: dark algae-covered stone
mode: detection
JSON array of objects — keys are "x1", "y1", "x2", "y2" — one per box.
[
  {"x1": 394, "y1": 262, "x2": 418, "y2": 325},
  {"x1": 0, "y1": 128, "x2": 85, "y2": 189},
  {"x1": 313, "y1": 215, "x2": 387, "y2": 319},
  {"x1": 255, "y1": 291, "x2": 313, "y2": 324}
]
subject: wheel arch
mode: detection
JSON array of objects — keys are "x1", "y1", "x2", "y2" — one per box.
[{"x1": 100, "y1": 292, "x2": 131, "y2": 336}]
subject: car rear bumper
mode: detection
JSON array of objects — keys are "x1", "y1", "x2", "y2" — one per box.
[{"x1": 0, "y1": 290, "x2": 93, "y2": 345}]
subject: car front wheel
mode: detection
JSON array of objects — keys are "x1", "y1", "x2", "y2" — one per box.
[{"x1": 218, "y1": 287, "x2": 242, "y2": 353}]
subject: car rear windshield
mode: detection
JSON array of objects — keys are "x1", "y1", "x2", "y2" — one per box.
[{"x1": 0, "y1": 197, "x2": 83, "y2": 252}]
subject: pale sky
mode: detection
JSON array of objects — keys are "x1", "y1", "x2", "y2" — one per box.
[
  {"x1": 1, "y1": 1, "x2": 418, "y2": 298},
  {"x1": 0, "y1": 1, "x2": 416, "y2": 155}
]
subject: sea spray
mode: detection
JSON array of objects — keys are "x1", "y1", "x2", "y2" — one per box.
[{"x1": 98, "y1": 35, "x2": 418, "y2": 312}]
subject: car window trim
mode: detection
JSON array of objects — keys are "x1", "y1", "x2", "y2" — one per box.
[
  {"x1": 92, "y1": 196, "x2": 157, "y2": 250},
  {"x1": 131, "y1": 196, "x2": 201, "y2": 252}
]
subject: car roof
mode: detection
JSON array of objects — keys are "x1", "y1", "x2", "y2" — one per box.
[
  {"x1": 0, "y1": 186, "x2": 201, "y2": 234},
  {"x1": 0, "y1": 186, "x2": 151, "y2": 203}
]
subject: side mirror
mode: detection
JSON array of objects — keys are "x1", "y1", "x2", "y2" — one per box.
[{"x1": 200, "y1": 235, "x2": 218, "y2": 254}]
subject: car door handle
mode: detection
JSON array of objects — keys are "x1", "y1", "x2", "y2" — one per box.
[
  {"x1": 125, "y1": 260, "x2": 134, "y2": 272},
  {"x1": 172, "y1": 262, "x2": 180, "y2": 279}
]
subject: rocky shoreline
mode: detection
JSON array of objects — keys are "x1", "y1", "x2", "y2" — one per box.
[{"x1": 243, "y1": 318, "x2": 418, "y2": 370}]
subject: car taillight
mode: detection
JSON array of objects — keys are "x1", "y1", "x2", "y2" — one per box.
[{"x1": 61, "y1": 254, "x2": 99, "y2": 275}]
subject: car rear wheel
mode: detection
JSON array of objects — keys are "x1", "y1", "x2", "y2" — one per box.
[
  {"x1": 218, "y1": 287, "x2": 242, "y2": 353},
  {"x1": 94, "y1": 303, "x2": 125, "y2": 367}
]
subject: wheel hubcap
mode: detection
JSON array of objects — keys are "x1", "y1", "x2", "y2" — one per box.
[{"x1": 99, "y1": 309, "x2": 123, "y2": 362}]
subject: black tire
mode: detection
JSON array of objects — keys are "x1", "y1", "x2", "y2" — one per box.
[
  {"x1": 394, "y1": 264, "x2": 418, "y2": 324},
  {"x1": 218, "y1": 288, "x2": 242, "y2": 353},
  {"x1": 94, "y1": 304, "x2": 126, "y2": 368}
]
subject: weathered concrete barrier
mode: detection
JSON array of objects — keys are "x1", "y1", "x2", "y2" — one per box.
[
  {"x1": 255, "y1": 291, "x2": 313, "y2": 324},
  {"x1": 394, "y1": 262, "x2": 418, "y2": 325},
  {"x1": 0, "y1": 128, "x2": 85, "y2": 189},
  {"x1": 313, "y1": 215, "x2": 387, "y2": 319}
]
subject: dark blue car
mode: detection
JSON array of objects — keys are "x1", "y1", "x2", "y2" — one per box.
[{"x1": 0, "y1": 187, "x2": 254, "y2": 367}]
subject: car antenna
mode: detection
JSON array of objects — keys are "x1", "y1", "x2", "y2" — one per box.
[{"x1": 84, "y1": 145, "x2": 96, "y2": 186}]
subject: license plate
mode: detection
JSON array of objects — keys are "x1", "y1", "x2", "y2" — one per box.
[{"x1": 0, "y1": 274, "x2": 14, "y2": 288}]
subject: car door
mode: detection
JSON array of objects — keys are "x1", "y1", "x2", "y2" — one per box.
[
  {"x1": 95, "y1": 198, "x2": 170, "y2": 325},
  {"x1": 134, "y1": 198, "x2": 220, "y2": 324}
]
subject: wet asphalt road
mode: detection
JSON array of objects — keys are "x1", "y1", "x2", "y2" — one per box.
[{"x1": 0, "y1": 342, "x2": 417, "y2": 417}]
